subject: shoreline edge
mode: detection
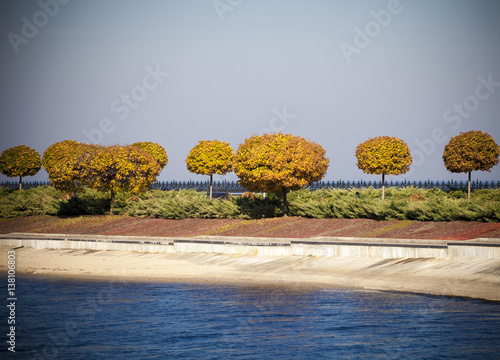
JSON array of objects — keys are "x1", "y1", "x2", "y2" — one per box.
[{"x1": 1, "y1": 233, "x2": 500, "y2": 301}]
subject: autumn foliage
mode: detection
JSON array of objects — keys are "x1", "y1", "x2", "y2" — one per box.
[
  {"x1": 443, "y1": 131, "x2": 499, "y2": 173},
  {"x1": 42, "y1": 140, "x2": 92, "y2": 194},
  {"x1": 186, "y1": 140, "x2": 234, "y2": 198},
  {"x1": 132, "y1": 142, "x2": 168, "y2": 170},
  {"x1": 4, "y1": 129, "x2": 500, "y2": 220},
  {"x1": 42, "y1": 140, "x2": 164, "y2": 212},
  {"x1": 355, "y1": 136, "x2": 412, "y2": 199},
  {"x1": 186, "y1": 140, "x2": 234, "y2": 177},
  {"x1": 355, "y1": 136, "x2": 412, "y2": 176},
  {"x1": 75, "y1": 144, "x2": 161, "y2": 207},
  {"x1": 234, "y1": 133, "x2": 329, "y2": 214},
  {"x1": 0, "y1": 145, "x2": 41, "y2": 189},
  {"x1": 443, "y1": 130, "x2": 499, "y2": 199}
]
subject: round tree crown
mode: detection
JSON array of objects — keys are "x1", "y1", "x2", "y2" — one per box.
[
  {"x1": 185, "y1": 140, "x2": 234, "y2": 176},
  {"x1": 42, "y1": 140, "x2": 92, "y2": 193},
  {"x1": 0, "y1": 145, "x2": 41, "y2": 178},
  {"x1": 234, "y1": 133, "x2": 329, "y2": 193},
  {"x1": 355, "y1": 136, "x2": 412, "y2": 175},
  {"x1": 443, "y1": 130, "x2": 499, "y2": 173}
]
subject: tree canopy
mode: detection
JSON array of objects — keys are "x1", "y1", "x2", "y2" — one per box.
[
  {"x1": 43, "y1": 140, "x2": 164, "y2": 211},
  {"x1": 132, "y1": 141, "x2": 168, "y2": 170},
  {"x1": 186, "y1": 140, "x2": 234, "y2": 176},
  {"x1": 443, "y1": 130, "x2": 499, "y2": 199},
  {"x1": 234, "y1": 133, "x2": 329, "y2": 213},
  {"x1": 42, "y1": 140, "x2": 91, "y2": 194},
  {"x1": 185, "y1": 140, "x2": 234, "y2": 198},
  {"x1": 0, "y1": 145, "x2": 41, "y2": 189},
  {"x1": 443, "y1": 131, "x2": 499, "y2": 173},
  {"x1": 355, "y1": 136, "x2": 412, "y2": 176},
  {"x1": 75, "y1": 144, "x2": 161, "y2": 208},
  {"x1": 355, "y1": 136, "x2": 412, "y2": 200}
]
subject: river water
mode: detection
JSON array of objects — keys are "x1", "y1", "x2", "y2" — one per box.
[{"x1": 2, "y1": 276, "x2": 500, "y2": 359}]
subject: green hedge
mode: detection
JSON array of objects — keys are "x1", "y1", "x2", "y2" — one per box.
[
  {"x1": 0, "y1": 186, "x2": 61, "y2": 218},
  {"x1": 113, "y1": 190, "x2": 241, "y2": 219},
  {"x1": 0, "y1": 186, "x2": 499, "y2": 221},
  {"x1": 287, "y1": 187, "x2": 500, "y2": 221}
]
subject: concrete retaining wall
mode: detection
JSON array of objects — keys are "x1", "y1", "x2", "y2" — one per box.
[
  {"x1": 2, "y1": 238, "x2": 176, "y2": 254},
  {"x1": 1, "y1": 234, "x2": 499, "y2": 259},
  {"x1": 448, "y1": 242, "x2": 500, "y2": 259},
  {"x1": 174, "y1": 240, "x2": 291, "y2": 256},
  {"x1": 290, "y1": 242, "x2": 448, "y2": 259}
]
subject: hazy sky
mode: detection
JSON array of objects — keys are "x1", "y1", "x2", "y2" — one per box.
[{"x1": 1, "y1": 0, "x2": 499, "y2": 184}]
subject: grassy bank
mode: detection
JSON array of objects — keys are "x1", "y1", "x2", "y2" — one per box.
[{"x1": 0, "y1": 186, "x2": 499, "y2": 221}]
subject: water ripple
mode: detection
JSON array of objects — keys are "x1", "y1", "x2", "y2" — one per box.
[{"x1": 2, "y1": 276, "x2": 499, "y2": 359}]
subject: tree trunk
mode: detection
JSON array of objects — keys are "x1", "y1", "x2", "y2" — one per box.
[
  {"x1": 381, "y1": 173, "x2": 385, "y2": 200},
  {"x1": 467, "y1": 171, "x2": 471, "y2": 200},
  {"x1": 19, "y1": 176, "x2": 22, "y2": 190},
  {"x1": 209, "y1": 174, "x2": 213, "y2": 199},
  {"x1": 283, "y1": 189, "x2": 289, "y2": 216}
]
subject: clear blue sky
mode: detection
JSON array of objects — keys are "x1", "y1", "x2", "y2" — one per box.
[{"x1": 1, "y1": 0, "x2": 499, "y2": 184}]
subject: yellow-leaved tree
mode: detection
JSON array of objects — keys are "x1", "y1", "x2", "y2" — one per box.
[
  {"x1": 0, "y1": 145, "x2": 41, "y2": 189},
  {"x1": 234, "y1": 133, "x2": 329, "y2": 215},
  {"x1": 355, "y1": 136, "x2": 412, "y2": 200},
  {"x1": 42, "y1": 140, "x2": 92, "y2": 195},
  {"x1": 442, "y1": 130, "x2": 499, "y2": 199},
  {"x1": 132, "y1": 142, "x2": 168, "y2": 171},
  {"x1": 75, "y1": 144, "x2": 161, "y2": 213},
  {"x1": 185, "y1": 140, "x2": 234, "y2": 199}
]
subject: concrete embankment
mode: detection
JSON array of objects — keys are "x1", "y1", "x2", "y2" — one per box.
[
  {"x1": 2, "y1": 232, "x2": 500, "y2": 259},
  {"x1": 1, "y1": 233, "x2": 499, "y2": 301}
]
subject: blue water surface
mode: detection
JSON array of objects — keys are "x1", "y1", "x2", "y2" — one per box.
[{"x1": 1, "y1": 275, "x2": 500, "y2": 359}]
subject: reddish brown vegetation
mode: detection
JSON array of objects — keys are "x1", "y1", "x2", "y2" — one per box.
[{"x1": 1, "y1": 215, "x2": 499, "y2": 240}]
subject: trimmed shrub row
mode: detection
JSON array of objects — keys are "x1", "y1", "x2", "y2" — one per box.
[{"x1": 0, "y1": 186, "x2": 499, "y2": 221}]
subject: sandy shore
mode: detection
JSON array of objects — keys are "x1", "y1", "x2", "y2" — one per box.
[{"x1": 1, "y1": 246, "x2": 500, "y2": 301}]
